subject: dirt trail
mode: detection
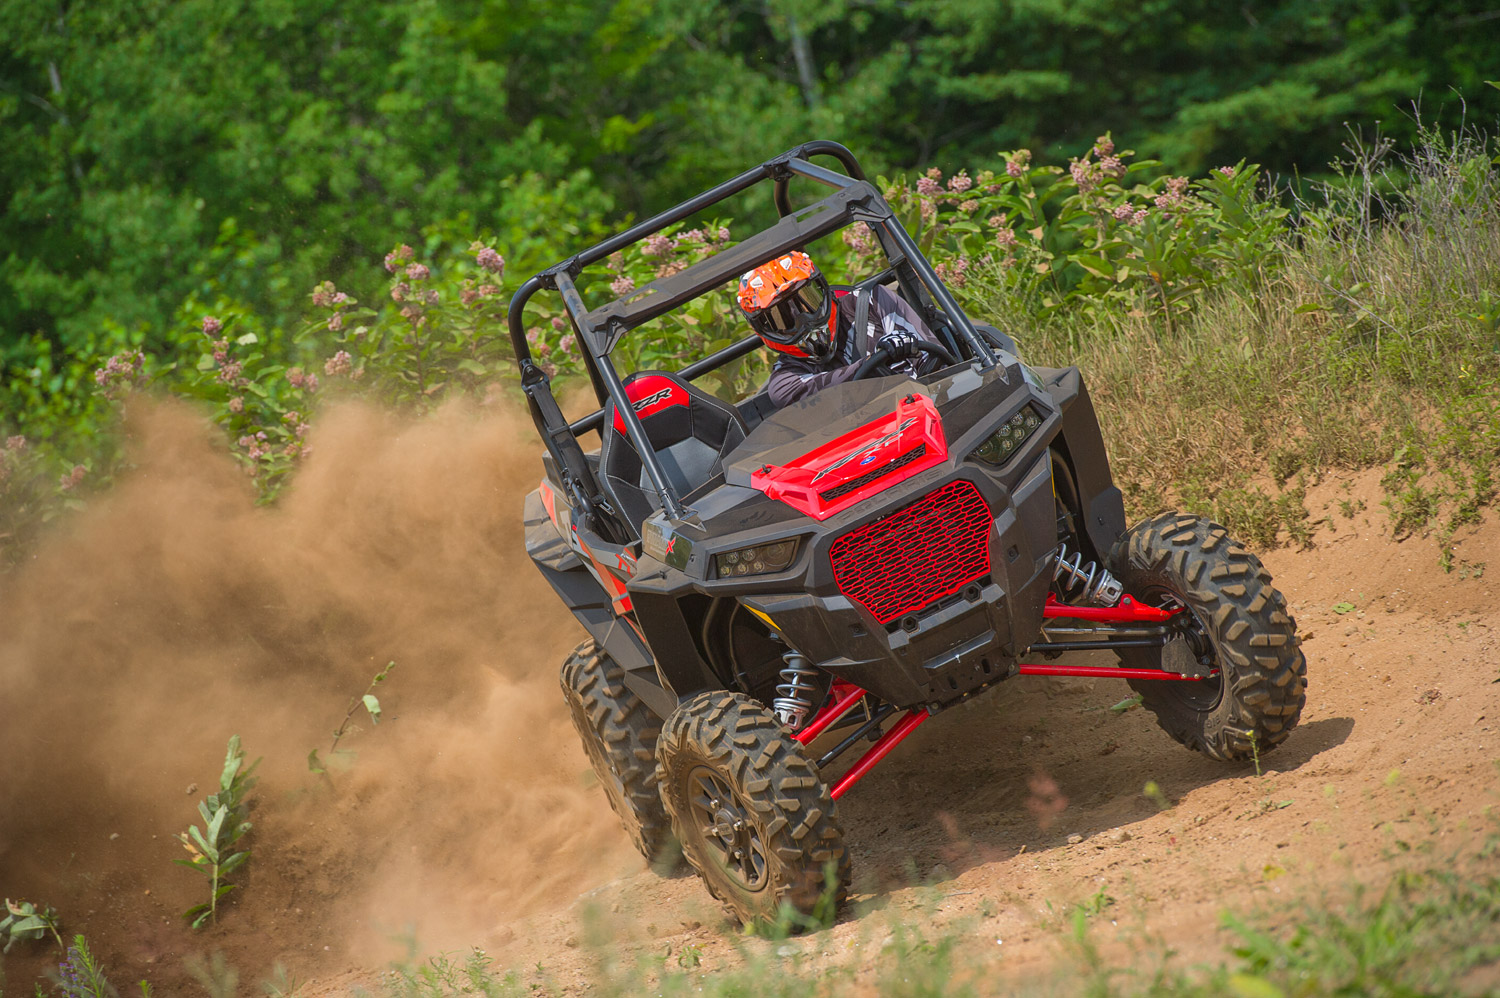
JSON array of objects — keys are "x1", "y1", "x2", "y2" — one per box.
[{"x1": 2, "y1": 403, "x2": 1497, "y2": 995}]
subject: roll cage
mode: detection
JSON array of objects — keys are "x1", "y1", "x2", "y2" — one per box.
[{"x1": 506, "y1": 139, "x2": 1003, "y2": 533}]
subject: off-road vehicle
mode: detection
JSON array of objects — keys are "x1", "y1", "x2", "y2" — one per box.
[{"x1": 514, "y1": 141, "x2": 1307, "y2": 925}]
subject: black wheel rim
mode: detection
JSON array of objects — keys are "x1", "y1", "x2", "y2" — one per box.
[
  {"x1": 1142, "y1": 586, "x2": 1224, "y2": 712},
  {"x1": 685, "y1": 766, "x2": 769, "y2": 891}
]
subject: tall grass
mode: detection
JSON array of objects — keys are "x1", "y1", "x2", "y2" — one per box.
[{"x1": 972, "y1": 124, "x2": 1500, "y2": 547}]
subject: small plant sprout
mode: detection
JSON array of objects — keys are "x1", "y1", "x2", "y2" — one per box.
[
  {"x1": 52, "y1": 935, "x2": 117, "y2": 998},
  {"x1": 1143, "y1": 781, "x2": 1172, "y2": 811},
  {"x1": 176, "y1": 735, "x2": 258, "y2": 927},
  {"x1": 1, "y1": 898, "x2": 63, "y2": 951},
  {"x1": 309, "y1": 660, "x2": 397, "y2": 774}
]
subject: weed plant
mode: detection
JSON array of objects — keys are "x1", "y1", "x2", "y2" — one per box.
[
  {"x1": 0, "y1": 900, "x2": 62, "y2": 953},
  {"x1": 309, "y1": 660, "x2": 397, "y2": 774},
  {"x1": 176, "y1": 736, "x2": 259, "y2": 928}
]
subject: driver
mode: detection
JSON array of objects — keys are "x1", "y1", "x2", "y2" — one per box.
[{"x1": 737, "y1": 251, "x2": 941, "y2": 408}]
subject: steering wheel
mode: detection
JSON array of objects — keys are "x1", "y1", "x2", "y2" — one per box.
[{"x1": 850, "y1": 338, "x2": 959, "y2": 381}]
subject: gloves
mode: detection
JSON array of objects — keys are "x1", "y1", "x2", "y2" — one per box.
[{"x1": 881, "y1": 328, "x2": 922, "y2": 363}]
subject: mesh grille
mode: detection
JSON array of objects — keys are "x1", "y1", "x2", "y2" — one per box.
[
  {"x1": 828, "y1": 480, "x2": 993, "y2": 624},
  {"x1": 818, "y1": 444, "x2": 927, "y2": 503}
]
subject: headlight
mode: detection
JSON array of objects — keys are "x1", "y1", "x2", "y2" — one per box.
[
  {"x1": 715, "y1": 539, "x2": 799, "y2": 578},
  {"x1": 971, "y1": 405, "x2": 1045, "y2": 466}
]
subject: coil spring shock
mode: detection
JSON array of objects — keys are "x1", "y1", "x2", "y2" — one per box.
[
  {"x1": 773, "y1": 650, "x2": 819, "y2": 729},
  {"x1": 1052, "y1": 543, "x2": 1125, "y2": 606}
]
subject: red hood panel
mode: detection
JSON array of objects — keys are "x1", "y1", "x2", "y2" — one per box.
[{"x1": 750, "y1": 393, "x2": 948, "y2": 520}]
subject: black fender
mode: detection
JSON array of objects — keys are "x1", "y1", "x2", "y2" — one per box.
[
  {"x1": 1033, "y1": 367, "x2": 1127, "y2": 566},
  {"x1": 523, "y1": 491, "x2": 678, "y2": 718}
]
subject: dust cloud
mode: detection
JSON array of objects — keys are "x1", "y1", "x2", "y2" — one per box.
[{"x1": 0, "y1": 397, "x2": 636, "y2": 984}]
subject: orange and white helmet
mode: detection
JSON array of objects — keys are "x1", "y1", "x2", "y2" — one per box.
[{"x1": 737, "y1": 251, "x2": 838, "y2": 361}]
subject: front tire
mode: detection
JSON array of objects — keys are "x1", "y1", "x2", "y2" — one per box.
[
  {"x1": 560, "y1": 640, "x2": 677, "y2": 867},
  {"x1": 1108, "y1": 513, "x2": 1307, "y2": 762},
  {"x1": 656, "y1": 691, "x2": 849, "y2": 927}
]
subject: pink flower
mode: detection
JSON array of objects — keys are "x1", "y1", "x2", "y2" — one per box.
[
  {"x1": 1100, "y1": 155, "x2": 1124, "y2": 178},
  {"x1": 217, "y1": 361, "x2": 243, "y2": 384},
  {"x1": 1113, "y1": 204, "x2": 1134, "y2": 221},
  {"x1": 948, "y1": 171, "x2": 973, "y2": 193},
  {"x1": 550, "y1": 316, "x2": 565, "y2": 331},
  {"x1": 328, "y1": 313, "x2": 343, "y2": 332},
  {"x1": 1093, "y1": 136, "x2": 1115, "y2": 157},
  {"x1": 1167, "y1": 176, "x2": 1190, "y2": 195},
  {"x1": 654, "y1": 260, "x2": 685, "y2": 279},
  {"x1": 1070, "y1": 158, "x2": 1097, "y2": 192},
  {"x1": 424, "y1": 289, "x2": 439, "y2": 305},
  {"x1": 311, "y1": 282, "x2": 336, "y2": 308},
  {"x1": 304, "y1": 374, "x2": 319, "y2": 393},
  {"x1": 559, "y1": 333, "x2": 577, "y2": 353},
  {"x1": 925, "y1": 167, "x2": 942, "y2": 181},
  {"x1": 674, "y1": 228, "x2": 705, "y2": 246},
  {"x1": 920, "y1": 199, "x2": 936, "y2": 222},
  {"x1": 916, "y1": 177, "x2": 941, "y2": 196},
  {"x1": 385, "y1": 244, "x2": 413, "y2": 273},
  {"x1": 1218, "y1": 165, "x2": 1236, "y2": 178},
  {"x1": 477, "y1": 283, "x2": 498, "y2": 298},
  {"x1": 643, "y1": 233, "x2": 673, "y2": 257},
  {"x1": 1132, "y1": 208, "x2": 1148, "y2": 225},
  {"x1": 474, "y1": 245, "x2": 505, "y2": 275},
  {"x1": 461, "y1": 287, "x2": 479, "y2": 305},
  {"x1": 1006, "y1": 160, "x2": 1025, "y2": 178},
  {"x1": 6, "y1": 435, "x2": 25, "y2": 452},
  {"x1": 287, "y1": 368, "x2": 306, "y2": 388},
  {"x1": 406, "y1": 263, "x2": 430, "y2": 281},
  {"x1": 228, "y1": 396, "x2": 244, "y2": 413},
  {"x1": 324, "y1": 350, "x2": 352, "y2": 376},
  {"x1": 842, "y1": 225, "x2": 875, "y2": 255},
  {"x1": 716, "y1": 227, "x2": 731, "y2": 241},
  {"x1": 202, "y1": 316, "x2": 222, "y2": 336},
  {"x1": 959, "y1": 199, "x2": 978, "y2": 213},
  {"x1": 610, "y1": 275, "x2": 635, "y2": 297},
  {"x1": 391, "y1": 283, "x2": 409, "y2": 303},
  {"x1": 400, "y1": 305, "x2": 421, "y2": 324},
  {"x1": 59, "y1": 464, "x2": 86, "y2": 491},
  {"x1": 332, "y1": 291, "x2": 351, "y2": 305},
  {"x1": 987, "y1": 214, "x2": 1005, "y2": 228},
  {"x1": 995, "y1": 228, "x2": 1018, "y2": 248}
]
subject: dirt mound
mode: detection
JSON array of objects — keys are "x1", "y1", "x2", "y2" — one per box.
[
  {"x1": 2, "y1": 404, "x2": 1497, "y2": 995},
  {"x1": 0, "y1": 398, "x2": 632, "y2": 993}
]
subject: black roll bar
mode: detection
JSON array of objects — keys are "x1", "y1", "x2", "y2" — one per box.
[{"x1": 506, "y1": 139, "x2": 1003, "y2": 531}]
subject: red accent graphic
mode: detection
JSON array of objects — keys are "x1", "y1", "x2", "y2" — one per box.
[
  {"x1": 829, "y1": 708, "x2": 930, "y2": 799},
  {"x1": 538, "y1": 478, "x2": 558, "y2": 528},
  {"x1": 751, "y1": 393, "x2": 947, "y2": 520},
  {"x1": 1042, "y1": 593, "x2": 1180, "y2": 623},
  {"x1": 1018, "y1": 663, "x2": 1208, "y2": 681},
  {"x1": 611, "y1": 375, "x2": 690, "y2": 435},
  {"x1": 828, "y1": 480, "x2": 993, "y2": 624},
  {"x1": 793, "y1": 680, "x2": 867, "y2": 745}
]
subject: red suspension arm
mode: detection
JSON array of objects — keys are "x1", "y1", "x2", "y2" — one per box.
[
  {"x1": 794, "y1": 680, "x2": 868, "y2": 745},
  {"x1": 829, "y1": 709, "x2": 930, "y2": 800},
  {"x1": 1043, "y1": 593, "x2": 1178, "y2": 623}
]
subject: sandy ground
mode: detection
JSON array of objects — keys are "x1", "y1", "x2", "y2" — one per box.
[{"x1": 2, "y1": 404, "x2": 1496, "y2": 996}]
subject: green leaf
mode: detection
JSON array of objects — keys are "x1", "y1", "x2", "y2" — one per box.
[
  {"x1": 308, "y1": 749, "x2": 325, "y2": 774},
  {"x1": 219, "y1": 851, "x2": 250, "y2": 877},
  {"x1": 1072, "y1": 255, "x2": 1115, "y2": 279},
  {"x1": 235, "y1": 333, "x2": 258, "y2": 346},
  {"x1": 1332, "y1": 601, "x2": 1355, "y2": 614},
  {"x1": 363, "y1": 694, "x2": 381, "y2": 723},
  {"x1": 1227, "y1": 974, "x2": 1285, "y2": 998},
  {"x1": 456, "y1": 358, "x2": 488, "y2": 376}
]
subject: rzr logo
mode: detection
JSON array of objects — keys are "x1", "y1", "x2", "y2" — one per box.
[
  {"x1": 632, "y1": 388, "x2": 675, "y2": 413},
  {"x1": 811, "y1": 417, "x2": 918, "y2": 484}
]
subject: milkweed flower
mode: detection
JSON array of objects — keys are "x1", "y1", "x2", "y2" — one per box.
[
  {"x1": 202, "y1": 316, "x2": 223, "y2": 336},
  {"x1": 610, "y1": 275, "x2": 635, "y2": 297}
]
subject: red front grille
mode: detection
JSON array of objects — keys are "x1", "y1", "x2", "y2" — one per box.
[{"x1": 828, "y1": 480, "x2": 993, "y2": 624}]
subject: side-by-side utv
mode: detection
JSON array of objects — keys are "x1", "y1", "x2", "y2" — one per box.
[{"x1": 512, "y1": 140, "x2": 1307, "y2": 925}]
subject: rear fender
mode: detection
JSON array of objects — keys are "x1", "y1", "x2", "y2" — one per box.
[{"x1": 524, "y1": 490, "x2": 677, "y2": 718}]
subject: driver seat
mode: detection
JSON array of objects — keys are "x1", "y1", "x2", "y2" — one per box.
[{"x1": 600, "y1": 371, "x2": 748, "y2": 536}]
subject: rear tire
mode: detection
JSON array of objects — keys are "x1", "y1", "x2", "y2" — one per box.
[
  {"x1": 656, "y1": 691, "x2": 849, "y2": 928},
  {"x1": 560, "y1": 640, "x2": 677, "y2": 868},
  {"x1": 1108, "y1": 513, "x2": 1307, "y2": 762}
]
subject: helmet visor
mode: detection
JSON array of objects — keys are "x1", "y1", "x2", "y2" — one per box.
[{"x1": 751, "y1": 278, "x2": 830, "y2": 342}]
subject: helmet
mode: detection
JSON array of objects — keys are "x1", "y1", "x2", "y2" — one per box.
[{"x1": 737, "y1": 251, "x2": 838, "y2": 361}]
